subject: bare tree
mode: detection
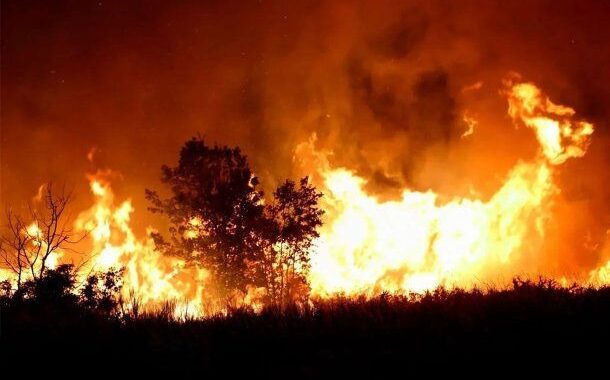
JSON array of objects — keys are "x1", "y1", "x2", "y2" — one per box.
[
  {"x1": 0, "y1": 208, "x2": 30, "y2": 288},
  {"x1": 0, "y1": 183, "x2": 82, "y2": 291}
]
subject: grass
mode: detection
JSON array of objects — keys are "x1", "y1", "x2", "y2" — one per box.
[{"x1": 1, "y1": 278, "x2": 609, "y2": 377}]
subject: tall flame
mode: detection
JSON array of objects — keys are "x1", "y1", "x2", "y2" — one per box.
[
  {"x1": 306, "y1": 78, "x2": 598, "y2": 296},
  {"x1": 309, "y1": 163, "x2": 553, "y2": 295},
  {"x1": 74, "y1": 173, "x2": 209, "y2": 316}
]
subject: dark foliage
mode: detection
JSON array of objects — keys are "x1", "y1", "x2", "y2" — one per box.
[
  {"x1": 15, "y1": 264, "x2": 77, "y2": 302},
  {"x1": 146, "y1": 137, "x2": 265, "y2": 298},
  {"x1": 2, "y1": 279, "x2": 608, "y2": 378}
]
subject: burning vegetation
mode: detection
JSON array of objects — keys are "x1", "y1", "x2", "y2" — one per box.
[
  {"x1": 1, "y1": 77, "x2": 607, "y2": 317},
  {"x1": 2, "y1": 1, "x2": 610, "y2": 376}
]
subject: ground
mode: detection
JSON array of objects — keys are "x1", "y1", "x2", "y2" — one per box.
[{"x1": 2, "y1": 280, "x2": 608, "y2": 378}]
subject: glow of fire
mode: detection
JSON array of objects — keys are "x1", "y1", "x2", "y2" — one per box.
[
  {"x1": 2, "y1": 77, "x2": 608, "y2": 312},
  {"x1": 74, "y1": 176, "x2": 209, "y2": 317},
  {"x1": 505, "y1": 80, "x2": 594, "y2": 165},
  {"x1": 306, "y1": 79, "x2": 599, "y2": 296}
]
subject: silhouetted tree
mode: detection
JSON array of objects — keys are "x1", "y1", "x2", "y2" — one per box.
[
  {"x1": 255, "y1": 178, "x2": 323, "y2": 307},
  {"x1": 146, "y1": 138, "x2": 265, "y2": 298},
  {"x1": 146, "y1": 137, "x2": 324, "y2": 305}
]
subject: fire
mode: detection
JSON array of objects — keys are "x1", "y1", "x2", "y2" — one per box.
[
  {"x1": 74, "y1": 173, "x2": 209, "y2": 316},
  {"x1": 0, "y1": 221, "x2": 63, "y2": 285},
  {"x1": 461, "y1": 112, "x2": 477, "y2": 138},
  {"x1": 308, "y1": 156, "x2": 554, "y2": 295},
  {"x1": 306, "y1": 78, "x2": 599, "y2": 296},
  {"x1": 25, "y1": 222, "x2": 63, "y2": 271},
  {"x1": 2, "y1": 77, "x2": 607, "y2": 310},
  {"x1": 505, "y1": 78, "x2": 594, "y2": 164},
  {"x1": 589, "y1": 230, "x2": 610, "y2": 285}
]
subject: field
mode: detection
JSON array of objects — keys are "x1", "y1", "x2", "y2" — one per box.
[{"x1": 2, "y1": 278, "x2": 608, "y2": 378}]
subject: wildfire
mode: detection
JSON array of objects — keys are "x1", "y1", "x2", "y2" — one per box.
[
  {"x1": 2, "y1": 77, "x2": 607, "y2": 311},
  {"x1": 308, "y1": 153, "x2": 555, "y2": 295},
  {"x1": 74, "y1": 174, "x2": 209, "y2": 316},
  {"x1": 306, "y1": 78, "x2": 598, "y2": 296},
  {"x1": 25, "y1": 222, "x2": 63, "y2": 271},
  {"x1": 505, "y1": 78, "x2": 594, "y2": 164}
]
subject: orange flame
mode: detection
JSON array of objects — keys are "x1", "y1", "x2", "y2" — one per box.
[
  {"x1": 505, "y1": 78, "x2": 594, "y2": 164},
  {"x1": 2, "y1": 77, "x2": 607, "y2": 311},
  {"x1": 305, "y1": 78, "x2": 599, "y2": 296},
  {"x1": 74, "y1": 173, "x2": 209, "y2": 317}
]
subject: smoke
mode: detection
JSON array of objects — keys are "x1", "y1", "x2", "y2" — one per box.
[{"x1": 2, "y1": 0, "x2": 610, "y2": 270}]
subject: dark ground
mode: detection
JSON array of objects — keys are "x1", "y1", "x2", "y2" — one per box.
[{"x1": 2, "y1": 279, "x2": 609, "y2": 378}]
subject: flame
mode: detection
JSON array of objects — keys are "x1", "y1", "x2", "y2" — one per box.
[
  {"x1": 308, "y1": 155, "x2": 554, "y2": 295},
  {"x1": 0, "y1": 221, "x2": 63, "y2": 286},
  {"x1": 26, "y1": 222, "x2": 63, "y2": 272},
  {"x1": 69, "y1": 78, "x2": 605, "y2": 302},
  {"x1": 74, "y1": 173, "x2": 209, "y2": 317},
  {"x1": 2, "y1": 77, "x2": 607, "y2": 309},
  {"x1": 505, "y1": 79, "x2": 594, "y2": 164},
  {"x1": 24, "y1": 222, "x2": 62, "y2": 272},
  {"x1": 589, "y1": 230, "x2": 610, "y2": 285},
  {"x1": 461, "y1": 112, "x2": 477, "y2": 138},
  {"x1": 306, "y1": 79, "x2": 600, "y2": 296}
]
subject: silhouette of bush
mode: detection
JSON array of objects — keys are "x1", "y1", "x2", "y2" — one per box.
[
  {"x1": 16, "y1": 264, "x2": 78, "y2": 303},
  {"x1": 80, "y1": 267, "x2": 123, "y2": 314}
]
